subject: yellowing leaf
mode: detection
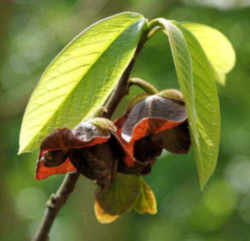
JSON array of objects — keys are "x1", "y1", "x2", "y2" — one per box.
[
  {"x1": 135, "y1": 178, "x2": 157, "y2": 215},
  {"x1": 183, "y1": 23, "x2": 236, "y2": 85},
  {"x1": 94, "y1": 200, "x2": 120, "y2": 224}
]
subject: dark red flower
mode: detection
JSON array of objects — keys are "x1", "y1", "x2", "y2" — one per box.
[
  {"x1": 115, "y1": 89, "x2": 191, "y2": 175},
  {"x1": 36, "y1": 118, "x2": 134, "y2": 189}
]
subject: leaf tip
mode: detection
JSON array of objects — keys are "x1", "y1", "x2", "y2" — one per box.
[
  {"x1": 17, "y1": 143, "x2": 31, "y2": 155},
  {"x1": 17, "y1": 145, "x2": 25, "y2": 155},
  {"x1": 199, "y1": 174, "x2": 212, "y2": 191},
  {"x1": 94, "y1": 200, "x2": 120, "y2": 224},
  {"x1": 199, "y1": 182, "x2": 206, "y2": 191}
]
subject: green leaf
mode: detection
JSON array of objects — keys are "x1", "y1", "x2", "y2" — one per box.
[
  {"x1": 134, "y1": 178, "x2": 157, "y2": 215},
  {"x1": 19, "y1": 12, "x2": 147, "y2": 154},
  {"x1": 155, "y1": 18, "x2": 221, "y2": 189},
  {"x1": 95, "y1": 174, "x2": 141, "y2": 223},
  {"x1": 183, "y1": 23, "x2": 236, "y2": 85}
]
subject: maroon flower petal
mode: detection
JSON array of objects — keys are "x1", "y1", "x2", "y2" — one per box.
[
  {"x1": 121, "y1": 95, "x2": 187, "y2": 142},
  {"x1": 41, "y1": 125, "x2": 110, "y2": 154},
  {"x1": 114, "y1": 94, "x2": 188, "y2": 168},
  {"x1": 36, "y1": 157, "x2": 76, "y2": 180},
  {"x1": 36, "y1": 120, "x2": 112, "y2": 180},
  {"x1": 156, "y1": 121, "x2": 191, "y2": 154},
  {"x1": 69, "y1": 142, "x2": 118, "y2": 189}
]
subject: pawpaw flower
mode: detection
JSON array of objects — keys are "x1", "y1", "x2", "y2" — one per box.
[
  {"x1": 36, "y1": 118, "x2": 135, "y2": 189},
  {"x1": 115, "y1": 89, "x2": 191, "y2": 175}
]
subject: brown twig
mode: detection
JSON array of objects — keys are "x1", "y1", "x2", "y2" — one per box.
[
  {"x1": 102, "y1": 37, "x2": 146, "y2": 119},
  {"x1": 32, "y1": 28, "x2": 149, "y2": 241},
  {"x1": 32, "y1": 173, "x2": 80, "y2": 241}
]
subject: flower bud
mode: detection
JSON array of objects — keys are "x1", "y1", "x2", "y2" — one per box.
[
  {"x1": 115, "y1": 89, "x2": 191, "y2": 175},
  {"x1": 36, "y1": 118, "x2": 133, "y2": 189}
]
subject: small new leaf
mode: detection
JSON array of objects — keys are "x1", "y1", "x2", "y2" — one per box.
[
  {"x1": 95, "y1": 174, "x2": 141, "y2": 223},
  {"x1": 134, "y1": 178, "x2": 157, "y2": 215}
]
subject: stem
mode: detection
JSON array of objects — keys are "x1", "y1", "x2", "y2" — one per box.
[
  {"x1": 129, "y1": 77, "x2": 158, "y2": 94},
  {"x1": 147, "y1": 26, "x2": 161, "y2": 40},
  {"x1": 32, "y1": 26, "x2": 149, "y2": 241},
  {"x1": 102, "y1": 37, "x2": 146, "y2": 118},
  {"x1": 32, "y1": 173, "x2": 80, "y2": 241}
]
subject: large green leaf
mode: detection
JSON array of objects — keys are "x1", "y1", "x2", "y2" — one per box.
[
  {"x1": 19, "y1": 12, "x2": 147, "y2": 154},
  {"x1": 183, "y1": 23, "x2": 236, "y2": 85},
  {"x1": 155, "y1": 18, "x2": 221, "y2": 189}
]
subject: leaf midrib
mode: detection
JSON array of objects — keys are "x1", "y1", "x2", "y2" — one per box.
[{"x1": 21, "y1": 18, "x2": 145, "y2": 152}]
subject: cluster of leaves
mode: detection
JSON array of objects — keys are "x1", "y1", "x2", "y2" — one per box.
[{"x1": 18, "y1": 12, "x2": 235, "y2": 223}]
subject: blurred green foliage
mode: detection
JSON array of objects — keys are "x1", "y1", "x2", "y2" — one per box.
[{"x1": 1, "y1": 0, "x2": 250, "y2": 240}]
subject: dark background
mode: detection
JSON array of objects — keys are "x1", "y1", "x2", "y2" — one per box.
[{"x1": 1, "y1": 0, "x2": 250, "y2": 240}]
